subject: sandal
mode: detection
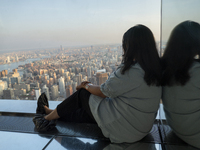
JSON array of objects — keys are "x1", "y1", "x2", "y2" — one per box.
[
  {"x1": 36, "y1": 92, "x2": 49, "y2": 114},
  {"x1": 33, "y1": 114, "x2": 57, "y2": 132}
]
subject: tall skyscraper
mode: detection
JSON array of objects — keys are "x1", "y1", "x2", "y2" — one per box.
[
  {"x1": 96, "y1": 72, "x2": 108, "y2": 85},
  {"x1": 59, "y1": 77, "x2": 66, "y2": 98},
  {"x1": 35, "y1": 88, "x2": 41, "y2": 100},
  {"x1": 72, "y1": 82, "x2": 77, "y2": 93},
  {"x1": 0, "y1": 80, "x2": 7, "y2": 96},
  {"x1": 66, "y1": 85, "x2": 73, "y2": 98},
  {"x1": 51, "y1": 85, "x2": 59, "y2": 100},
  {"x1": 7, "y1": 56, "x2": 10, "y2": 63},
  {"x1": 60, "y1": 69, "x2": 64, "y2": 75},
  {"x1": 76, "y1": 73, "x2": 82, "y2": 85},
  {"x1": 87, "y1": 66, "x2": 92, "y2": 78},
  {"x1": 49, "y1": 78, "x2": 54, "y2": 85},
  {"x1": 10, "y1": 77, "x2": 21, "y2": 85},
  {"x1": 42, "y1": 84, "x2": 50, "y2": 100}
]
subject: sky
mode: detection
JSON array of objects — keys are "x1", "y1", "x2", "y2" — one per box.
[
  {"x1": 0, "y1": 0, "x2": 161, "y2": 51},
  {"x1": 162, "y1": 0, "x2": 200, "y2": 42}
]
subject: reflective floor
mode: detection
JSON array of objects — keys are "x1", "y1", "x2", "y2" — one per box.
[
  {"x1": 0, "y1": 100, "x2": 199, "y2": 150},
  {"x1": 0, "y1": 131, "x2": 53, "y2": 150}
]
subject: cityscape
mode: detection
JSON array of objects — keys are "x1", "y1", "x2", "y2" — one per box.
[{"x1": 0, "y1": 44, "x2": 123, "y2": 101}]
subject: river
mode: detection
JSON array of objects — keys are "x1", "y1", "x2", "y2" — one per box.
[{"x1": 0, "y1": 56, "x2": 50, "y2": 76}]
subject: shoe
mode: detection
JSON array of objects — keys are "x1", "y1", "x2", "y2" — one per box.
[
  {"x1": 33, "y1": 114, "x2": 57, "y2": 132},
  {"x1": 36, "y1": 92, "x2": 49, "y2": 114}
]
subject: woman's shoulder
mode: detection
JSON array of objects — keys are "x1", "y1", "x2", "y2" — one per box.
[
  {"x1": 116, "y1": 63, "x2": 144, "y2": 78},
  {"x1": 118, "y1": 63, "x2": 143, "y2": 70}
]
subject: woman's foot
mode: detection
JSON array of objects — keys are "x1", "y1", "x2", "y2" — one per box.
[{"x1": 44, "y1": 108, "x2": 60, "y2": 121}]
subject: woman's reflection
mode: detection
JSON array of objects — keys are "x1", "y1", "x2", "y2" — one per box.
[{"x1": 55, "y1": 136, "x2": 157, "y2": 150}]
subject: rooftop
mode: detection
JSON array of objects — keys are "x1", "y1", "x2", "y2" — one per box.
[{"x1": 0, "y1": 100, "x2": 198, "y2": 150}]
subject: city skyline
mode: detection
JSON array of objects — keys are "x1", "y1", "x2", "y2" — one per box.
[{"x1": 0, "y1": 44, "x2": 122, "y2": 100}]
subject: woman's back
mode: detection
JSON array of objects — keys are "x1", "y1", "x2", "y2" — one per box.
[
  {"x1": 163, "y1": 61, "x2": 200, "y2": 148},
  {"x1": 162, "y1": 62, "x2": 200, "y2": 148},
  {"x1": 162, "y1": 21, "x2": 200, "y2": 149},
  {"x1": 90, "y1": 63, "x2": 161, "y2": 143}
]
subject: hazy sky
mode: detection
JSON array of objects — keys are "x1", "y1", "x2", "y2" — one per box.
[
  {"x1": 0, "y1": 0, "x2": 161, "y2": 51},
  {"x1": 162, "y1": 0, "x2": 200, "y2": 42}
]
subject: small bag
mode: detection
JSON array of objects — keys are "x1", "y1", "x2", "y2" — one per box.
[{"x1": 33, "y1": 114, "x2": 57, "y2": 132}]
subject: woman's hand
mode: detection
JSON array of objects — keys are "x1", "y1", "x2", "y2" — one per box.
[{"x1": 76, "y1": 81, "x2": 91, "y2": 91}]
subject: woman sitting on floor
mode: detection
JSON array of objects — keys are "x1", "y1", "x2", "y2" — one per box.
[
  {"x1": 162, "y1": 20, "x2": 200, "y2": 149},
  {"x1": 34, "y1": 24, "x2": 162, "y2": 143}
]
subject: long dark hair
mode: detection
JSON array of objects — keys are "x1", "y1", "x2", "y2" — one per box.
[
  {"x1": 121, "y1": 24, "x2": 161, "y2": 86},
  {"x1": 162, "y1": 21, "x2": 200, "y2": 86}
]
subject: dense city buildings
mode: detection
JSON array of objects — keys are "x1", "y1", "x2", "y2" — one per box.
[{"x1": 0, "y1": 44, "x2": 125, "y2": 101}]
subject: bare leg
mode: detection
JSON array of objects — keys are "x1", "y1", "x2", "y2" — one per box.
[
  {"x1": 44, "y1": 108, "x2": 60, "y2": 121},
  {"x1": 44, "y1": 106, "x2": 53, "y2": 115}
]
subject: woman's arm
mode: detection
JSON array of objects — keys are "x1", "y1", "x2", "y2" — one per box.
[{"x1": 76, "y1": 81, "x2": 106, "y2": 98}]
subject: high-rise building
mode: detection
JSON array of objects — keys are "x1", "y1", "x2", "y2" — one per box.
[
  {"x1": 72, "y1": 82, "x2": 77, "y2": 93},
  {"x1": 7, "y1": 56, "x2": 10, "y2": 63},
  {"x1": 87, "y1": 66, "x2": 92, "y2": 78},
  {"x1": 42, "y1": 85, "x2": 50, "y2": 100},
  {"x1": 3, "y1": 88, "x2": 15, "y2": 99},
  {"x1": 76, "y1": 73, "x2": 82, "y2": 85},
  {"x1": 49, "y1": 78, "x2": 54, "y2": 85},
  {"x1": 35, "y1": 87, "x2": 41, "y2": 100},
  {"x1": 0, "y1": 80, "x2": 8, "y2": 96},
  {"x1": 51, "y1": 85, "x2": 59, "y2": 100},
  {"x1": 13, "y1": 83, "x2": 30, "y2": 92},
  {"x1": 14, "y1": 89, "x2": 26, "y2": 97},
  {"x1": 75, "y1": 67, "x2": 81, "y2": 74},
  {"x1": 1, "y1": 77, "x2": 9, "y2": 86},
  {"x1": 96, "y1": 72, "x2": 108, "y2": 85},
  {"x1": 59, "y1": 77, "x2": 66, "y2": 98},
  {"x1": 64, "y1": 72, "x2": 69, "y2": 79},
  {"x1": 66, "y1": 85, "x2": 73, "y2": 98},
  {"x1": 10, "y1": 77, "x2": 21, "y2": 85},
  {"x1": 59, "y1": 69, "x2": 64, "y2": 75},
  {"x1": 66, "y1": 76, "x2": 70, "y2": 82}
]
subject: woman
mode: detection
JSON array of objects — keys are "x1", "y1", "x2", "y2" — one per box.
[
  {"x1": 34, "y1": 24, "x2": 162, "y2": 143},
  {"x1": 162, "y1": 21, "x2": 200, "y2": 148}
]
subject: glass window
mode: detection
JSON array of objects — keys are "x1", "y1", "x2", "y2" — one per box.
[{"x1": 0, "y1": 0, "x2": 160, "y2": 100}]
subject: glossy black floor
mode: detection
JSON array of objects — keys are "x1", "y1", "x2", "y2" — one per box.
[{"x1": 0, "y1": 100, "x2": 199, "y2": 150}]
